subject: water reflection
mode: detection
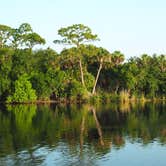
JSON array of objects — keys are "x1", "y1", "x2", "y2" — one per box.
[{"x1": 0, "y1": 102, "x2": 165, "y2": 165}]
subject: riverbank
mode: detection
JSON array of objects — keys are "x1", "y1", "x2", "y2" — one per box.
[{"x1": 2, "y1": 92, "x2": 166, "y2": 105}]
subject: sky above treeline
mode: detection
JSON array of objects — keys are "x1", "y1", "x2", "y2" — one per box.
[{"x1": 1, "y1": 0, "x2": 166, "y2": 58}]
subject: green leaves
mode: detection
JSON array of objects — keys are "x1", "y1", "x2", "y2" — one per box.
[
  {"x1": 0, "y1": 23, "x2": 165, "y2": 101},
  {"x1": 7, "y1": 74, "x2": 37, "y2": 103},
  {"x1": 54, "y1": 24, "x2": 99, "y2": 46},
  {"x1": 22, "y1": 32, "x2": 46, "y2": 48},
  {"x1": 54, "y1": 24, "x2": 99, "y2": 88},
  {"x1": 0, "y1": 24, "x2": 12, "y2": 47},
  {"x1": 0, "y1": 23, "x2": 45, "y2": 49},
  {"x1": 0, "y1": 48, "x2": 13, "y2": 100},
  {"x1": 111, "y1": 51, "x2": 125, "y2": 65},
  {"x1": 17, "y1": 23, "x2": 32, "y2": 34}
]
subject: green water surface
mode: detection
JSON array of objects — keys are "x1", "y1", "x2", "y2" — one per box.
[{"x1": 0, "y1": 102, "x2": 165, "y2": 166}]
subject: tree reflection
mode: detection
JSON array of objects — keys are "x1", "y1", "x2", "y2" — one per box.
[
  {"x1": 91, "y1": 107, "x2": 104, "y2": 146},
  {"x1": 0, "y1": 102, "x2": 165, "y2": 163}
]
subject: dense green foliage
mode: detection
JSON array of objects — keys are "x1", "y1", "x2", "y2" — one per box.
[
  {"x1": 7, "y1": 74, "x2": 37, "y2": 103},
  {"x1": 0, "y1": 23, "x2": 165, "y2": 103}
]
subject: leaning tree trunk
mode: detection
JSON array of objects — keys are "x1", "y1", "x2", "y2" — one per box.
[
  {"x1": 92, "y1": 60, "x2": 103, "y2": 94},
  {"x1": 92, "y1": 107, "x2": 104, "y2": 146},
  {"x1": 79, "y1": 58, "x2": 85, "y2": 87}
]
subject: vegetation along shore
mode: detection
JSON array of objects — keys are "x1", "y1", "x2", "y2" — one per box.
[{"x1": 0, "y1": 23, "x2": 165, "y2": 104}]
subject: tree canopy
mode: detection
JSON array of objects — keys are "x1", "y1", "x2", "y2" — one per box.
[
  {"x1": 0, "y1": 22, "x2": 165, "y2": 103},
  {"x1": 54, "y1": 24, "x2": 99, "y2": 46}
]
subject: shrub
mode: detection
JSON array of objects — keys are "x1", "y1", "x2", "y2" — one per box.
[
  {"x1": 65, "y1": 79, "x2": 88, "y2": 100},
  {"x1": 7, "y1": 74, "x2": 37, "y2": 103}
]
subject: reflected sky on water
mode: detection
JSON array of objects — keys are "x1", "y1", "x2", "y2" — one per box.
[{"x1": 0, "y1": 102, "x2": 165, "y2": 166}]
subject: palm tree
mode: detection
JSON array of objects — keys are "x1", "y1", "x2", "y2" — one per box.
[
  {"x1": 111, "y1": 51, "x2": 124, "y2": 65},
  {"x1": 91, "y1": 47, "x2": 111, "y2": 94}
]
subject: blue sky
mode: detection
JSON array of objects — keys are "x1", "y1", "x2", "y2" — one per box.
[{"x1": 1, "y1": 0, "x2": 166, "y2": 58}]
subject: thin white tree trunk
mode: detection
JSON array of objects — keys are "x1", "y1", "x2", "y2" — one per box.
[
  {"x1": 92, "y1": 61, "x2": 102, "y2": 94},
  {"x1": 79, "y1": 59, "x2": 85, "y2": 87}
]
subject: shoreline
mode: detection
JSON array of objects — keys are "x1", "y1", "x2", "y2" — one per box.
[{"x1": 1, "y1": 96, "x2": 166, "y2": 105}]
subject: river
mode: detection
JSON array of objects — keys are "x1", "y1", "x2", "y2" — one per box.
[{"x1": 0, "y1": 102, "x2": 165, "y2": 166}]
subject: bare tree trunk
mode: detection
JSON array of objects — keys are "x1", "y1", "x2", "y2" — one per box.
[
  {"x1": 92, "y1": 107, "x2": 104, "y2": 146},
  {"x1": 79, "y1": 59, "x2": 85, "y2": 87},
  {"x1": 92, "y1": 62, "x2": 102, "y2": 94}
]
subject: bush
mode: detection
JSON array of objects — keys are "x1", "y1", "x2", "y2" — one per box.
[
  {"x1": 7, "y1": 74, "x2": 37, "y2": 103},
  {"x1": 65, "y1": 79, "x2": 88, "y2": 100}
]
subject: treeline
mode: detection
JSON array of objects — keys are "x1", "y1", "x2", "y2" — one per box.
[{"x1": 0, "y1": 23, "x2": 165, "y2": 103}]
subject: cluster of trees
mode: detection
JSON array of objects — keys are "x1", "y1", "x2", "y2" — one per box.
[
  {"x1": 0, "y1": 23, "x2": 165, "y2": 103},
  {"x1": 0, "y1": 23, "x2": 45, "y2": 49}
]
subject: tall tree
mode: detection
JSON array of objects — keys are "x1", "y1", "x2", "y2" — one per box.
[
  {"x1": 11, "y1": 23, "x2": 33, "y2": 48},
  {"x1": 0, "y1": 24, "x2": 12, "y2": 47},
  {"x1": 11, "y1": 23, "x2": 45, "y2": 49},
  {"x1": 90, "y1": 47, "x2": 111, "y2": 94},
  {"x1": 22, "y1": 32, "x2": 46, "y2": 49},
  {"x1": 92, "y1": 50, "x2": 124, "y2": 94},
  {"x1": 54, "y1": 24, "x2": 99, "y2": 87},
  {"x1": 111, "y1": 51, "x2": 125, "y2": 65}
]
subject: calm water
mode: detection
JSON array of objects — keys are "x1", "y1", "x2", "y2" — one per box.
[{"x1": 0, "y1": 102, "x2": 166, "y2": 166}]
